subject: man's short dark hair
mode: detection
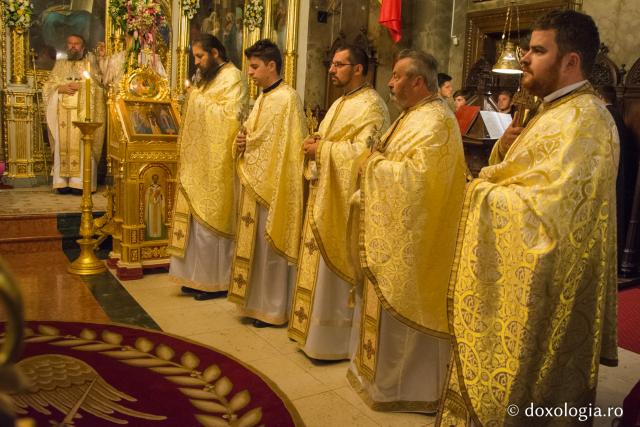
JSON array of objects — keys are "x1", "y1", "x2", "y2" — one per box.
[
  {"x1": 335, "y1": 44, "x2": 369, "y2": 76},
  {"x1": 67, "y1": 34, "x2": 86, "y2": 46},
  {"x1": 192, "y1": 34, "x2": 228, "y2": 62},
  {"x1": 437, "y1": 73, "x2": 452, "y2": 88},
  {"x1": 245, "y1": 39, "x2": 282, "y2": 74},
  {"x1": 533, "y1": 10, "x2": 600, "y2": 75},
  {"x1": 498, "y1": 90, "x2": 513, "y2": 98}
]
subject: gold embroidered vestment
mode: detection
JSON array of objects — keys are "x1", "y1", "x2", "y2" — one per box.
[
  {"x1": 355, "y1": 96, "x2": 467, "y2": 379},
  {"x1": 438, "y1": 85, "x2": 619, "y2": 427},
  {"x1": 288, "y1": 85, "x2": 389, "y2": 344},
  {"x1": 43, "y1": 56, "x2": 106, "y2": 179},
  {"x1": 168, "y1": 64, "x2": 247, "y2": 256},
  {"x1": 228, "y1": 83, "x2": 307, "y2": 305}
]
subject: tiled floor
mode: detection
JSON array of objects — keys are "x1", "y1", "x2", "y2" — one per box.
[
  {"x1": 117, "y1": 270, "x2": 640, "y2": 427},
  {"x1": 1, "y1": 207, "x2": 638, "y2": 426},
  {"x1": 118, "y1": 272, "x2": 437, "y2": 427}
]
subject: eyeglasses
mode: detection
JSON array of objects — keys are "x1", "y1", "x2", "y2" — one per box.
[{"x1": 330, "y1": 62, "x2": 354, "y2": 68}]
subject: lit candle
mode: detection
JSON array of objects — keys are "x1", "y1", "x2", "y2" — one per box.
[
  {"x1": 184, "y1": 79, "x2": 190, "y2": 89},
  {"x1": 83, "y1": 70, "x2": 91, "y2": 121}
]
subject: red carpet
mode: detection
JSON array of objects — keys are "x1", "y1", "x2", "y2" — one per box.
[
  {"x1": 2, "y1": 321, "x2": 302, "y2": 426},
  {"x1": 618, "y1": 287, "x2": 640, "y2": 354}
]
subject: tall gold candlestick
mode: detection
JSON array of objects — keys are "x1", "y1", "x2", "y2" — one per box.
[
  {"x1": 68, "y1": 120, "x2": 105, "y2": 275},
  {"x1": 83, "y1": 70, "x2": 91, "y2": 121}
]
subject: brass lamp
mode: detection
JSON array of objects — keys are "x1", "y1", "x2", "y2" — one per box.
[
  {"x1": 492, "y1": 2, "x2": 522, "y2": 75},
  {"x1": 493, "y1": 41, "x2": 522, "y2": 74}
]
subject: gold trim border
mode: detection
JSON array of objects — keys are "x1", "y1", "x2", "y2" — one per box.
[{"x1": 12, "y1": 320, "x2": 305, "y2": 426}]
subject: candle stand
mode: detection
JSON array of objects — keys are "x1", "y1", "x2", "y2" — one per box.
[{"x1": 68, "y1": 120, "x2": 106, "y2": 275}]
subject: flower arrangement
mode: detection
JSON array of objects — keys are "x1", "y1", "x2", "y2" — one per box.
[
  {"x1": 109, "y1": 0, "x2": 166, "y2": 71},
  {"x1": 3, "y1": 0, "x2": 34, "y2": 29},
  {"x1": 244, "y1": 0, "x2": 263, "y2": 32},
  {"x1": 109, "y1": 0, "x2": 166, "y2": 45},
  {"x1": 182, "y1": 0, "x2": 200, "y2": 20}
]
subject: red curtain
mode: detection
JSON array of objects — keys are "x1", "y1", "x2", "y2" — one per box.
[{"x1": 379, "y1": 0, "x2": 402, "y2": 43}]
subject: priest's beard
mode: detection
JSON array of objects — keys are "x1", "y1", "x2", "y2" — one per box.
[
  {"x1": 67, "y1": 50, "x2": 85, "y2": 61},
  {"x1": 522, "y1": 57, "x2": 562, "y2": 98},
  {"x1": 198, "y1": 60, "x2": 223, "y2": 87}
]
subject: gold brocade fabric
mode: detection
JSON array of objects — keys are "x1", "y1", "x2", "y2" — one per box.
[
  {"x1": 175, "y1": 64, "x2": 247, "y2": 240},
  {"x1": 359, "y1": 96, "x2": 467, "y2": 336},
  {"x1": 43, "y1": 56, "x2": 106, "y2": 166},
  {"x1": 312, "y1": 86, "x2": 390, "y2": 283},
  {"x1": 439, "y1": 85, "x2": 619, "y2": 427},
  {"x1": 288, "y1": 86, "x2": 389, "y2": 344},
  {"x1": 236, "y1": 83, "x2": 307, "y2": 262}
]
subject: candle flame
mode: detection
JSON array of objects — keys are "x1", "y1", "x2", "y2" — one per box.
[
  {"x1": 83, "y1": 70, "x2": 91, "y2": 80},
  {"x1": 184, "y1": 79, "x2": 191, "y2": 88}
]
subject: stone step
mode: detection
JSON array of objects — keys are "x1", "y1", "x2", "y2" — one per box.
[{"x1": 0, "y1": 212, "x2": 110, "y2": 255}]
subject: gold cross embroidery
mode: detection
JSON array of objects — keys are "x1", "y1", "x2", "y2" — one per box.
[
  {"x1": 363, "y1": 338, "x2": 375, "y2": 360},
  {"x1": 60, "y1": 122, "x2": 67, "y2": 128},
  {"x1": 71, "y1": 160, "x2": 79, "y2": 168},
  {"x1": 173, "y1": 229, "x2": 185, "y2": 241},
  {"x1": 233, "y1": 274, "x2": 247, "y2": 289},
  {"x1": 294, "y1": 306, "x2": 308, "y2": 323},
  {"x1": 241, "y1": 213, "x2": 254, "y2": 227},
  {"x1": 304, "y1": 239, "x2": 318, "y2": 256}
]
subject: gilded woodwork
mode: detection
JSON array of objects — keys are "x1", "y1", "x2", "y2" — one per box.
[
  {"x1": 108, "y1": 66, "x2": 179, "y2": 278},
  {"x1": 0, "y1": 1, "x2": 174, "y2": 188},
  {"x1": 1, "y1": 9, "x2": 6, "y2": 165},
  {"x1": 2, "y1": 89, "x2": 48, "y2": 184},
  {"x1": 245, "y1": 25, "x2": 262, "y2": 99},
  {"x1": 10, "y1": 28, "x2": 27, "y2": 84},
  {"x1": 283, "y1": 0, "x2": 300, "y2": 87},
  {"x1": 0, "y1": 8, "x2": 5, "y2": 91}
]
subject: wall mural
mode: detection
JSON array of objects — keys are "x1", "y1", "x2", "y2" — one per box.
[
  {"x1": 188, "y1": 0, "x2": 245, "y2": 78},
  {"x1": 30, "y1": 0, "x2": 106, "y2": 71}
]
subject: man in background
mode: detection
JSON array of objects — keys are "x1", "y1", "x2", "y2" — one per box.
[
  {"x1": 43, "y1": 34, "x2": 105, "y2": 194},
  {"x1": 496, "y1": 89, "x2": 516, "y2": 115},
  {"x1": 437, "y1": 72, "x2": 453, "y2": 99}
]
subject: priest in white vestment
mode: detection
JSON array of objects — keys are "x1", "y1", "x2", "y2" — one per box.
[{"x1": 43, "y1": 34, "x2": 105, "y2": 193}]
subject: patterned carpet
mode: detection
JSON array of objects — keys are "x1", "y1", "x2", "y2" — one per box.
[
  {"x1": 0, "y1": 186, "x2": 107, "y2": 216},
  {"x1": 618, "y1": 286, "x2": 640, "y2": 354},
  {"x1": 1, "y1": 321, "x2": 302, "y2": 426}
]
